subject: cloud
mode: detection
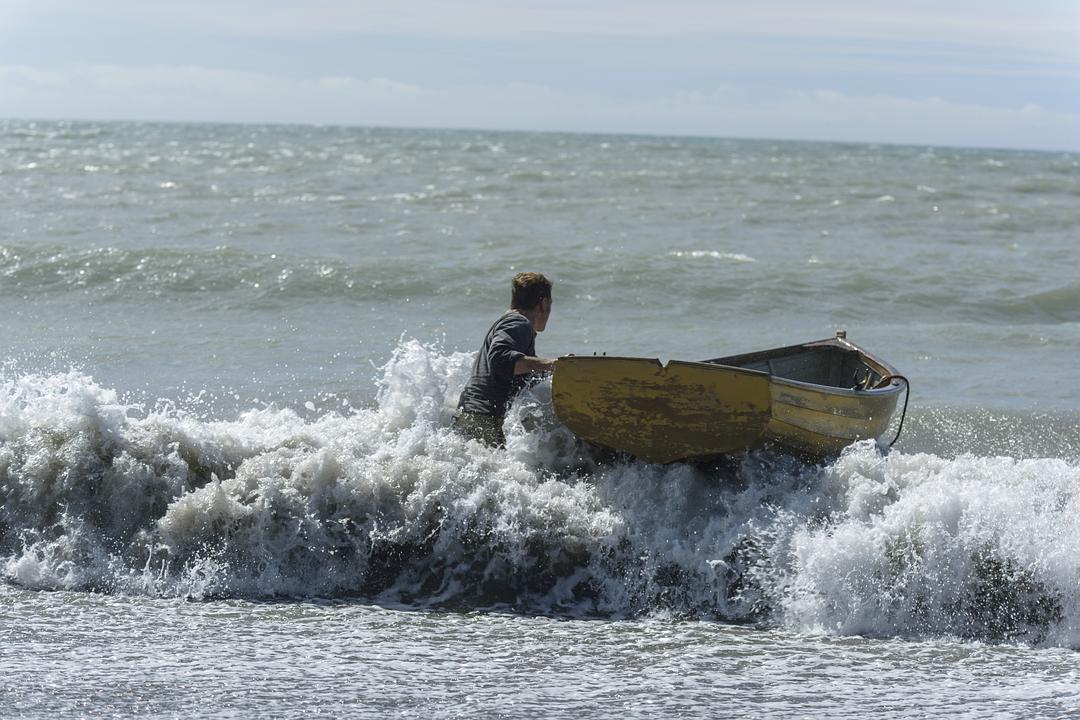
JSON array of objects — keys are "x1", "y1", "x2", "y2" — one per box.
[
  {"x1": 4, "y1": 1, "x2": 1078, "y2": 153},
  {"x1": 1, "y1": 64, "x2": 417, "y2": 111},
  {"x1": 4, "y1": 62, "x2": 1080, "y2": 151},
  {"x1": 7, "y1": 0, "x2": 1080, "y2": 59},
  {"x1": 767, "y1": 90, "x2": 1080, "y2": 149}
]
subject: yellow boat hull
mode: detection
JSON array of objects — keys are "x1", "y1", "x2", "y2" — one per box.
[{"x1": 552, "y1": 335, "x2": 905, "y2": 463}]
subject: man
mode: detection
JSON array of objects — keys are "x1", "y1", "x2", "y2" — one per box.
[{"x1": 453, "y1": 272, "x2": 557, "y2": 447}]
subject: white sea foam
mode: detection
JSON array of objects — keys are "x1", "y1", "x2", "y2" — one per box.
[
  {"x1": 770, "y1": 448, "x2": 1080, "y2": 645},
  {"x1": 2, "y1": 343, "x2": 1079, "y2": 646},
  {"x1": 668, "y1": 250, "x2": 757, "y2": 263}
]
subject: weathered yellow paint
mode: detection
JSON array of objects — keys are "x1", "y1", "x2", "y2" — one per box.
[
  {"x1": 552, "y1": 351, "x2": 903, "y2": 464},
  {"x1": 769, "y1": 379, "x2": 897, "y2": 447},
  {"x1": 551, "y1": 356, "x2": 772, "y2": 464}
]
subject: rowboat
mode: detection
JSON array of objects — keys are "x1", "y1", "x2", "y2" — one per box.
[{"x1": 551, "y1": 331, "x2": 908, "y2": 464}]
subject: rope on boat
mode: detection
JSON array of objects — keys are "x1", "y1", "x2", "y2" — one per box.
[{"x1": 877, "y1": 374, "x2": 911, "y2": 448}]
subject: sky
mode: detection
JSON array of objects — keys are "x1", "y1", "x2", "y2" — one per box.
[{"x1": 1, "y1": 1, "x2": 1079, "y2": 151}]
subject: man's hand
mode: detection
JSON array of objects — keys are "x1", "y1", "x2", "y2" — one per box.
[{"x1": 513, "y1": 356, "x2": 556, "y2": 375}]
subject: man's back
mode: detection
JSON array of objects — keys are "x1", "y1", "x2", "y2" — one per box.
[{"x1": 457, "y1": 310, "x2": 536, "y2": 417}]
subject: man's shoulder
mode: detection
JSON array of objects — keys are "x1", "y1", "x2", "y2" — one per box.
[{"x1": 491, "y1": 311, "x2": 532, "y2": 333}]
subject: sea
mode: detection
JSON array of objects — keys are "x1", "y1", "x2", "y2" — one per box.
[{"x1": 1, "y1": 119, "x2": 1079, "y2": 718}]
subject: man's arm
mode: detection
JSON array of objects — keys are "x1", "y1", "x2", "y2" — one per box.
[{"x1": 513, "y1": 356, "x2": 556, "y2": 375}]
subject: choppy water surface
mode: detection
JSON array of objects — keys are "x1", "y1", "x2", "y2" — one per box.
[
  {"x1": 5, "y1": 591, "x2": 1080, "y2": 718},
  {"x1": 2, "y1": 120, "x2": 1079, "y2": 718}
]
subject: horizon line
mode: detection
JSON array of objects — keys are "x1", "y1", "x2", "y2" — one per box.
[{"x1": 4, "y1": 114, "x2": 1075, "y2": 156}]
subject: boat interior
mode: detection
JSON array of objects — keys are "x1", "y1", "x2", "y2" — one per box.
[{"x1": 704, "y1": 343, "x2": 884, "y2": 390}]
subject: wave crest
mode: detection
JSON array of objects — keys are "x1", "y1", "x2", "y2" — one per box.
[{"x1": 2, "y1": 342, "x2": 1080, "y2": 647}]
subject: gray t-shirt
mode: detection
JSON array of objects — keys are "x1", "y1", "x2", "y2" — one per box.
[{"x1": 457, "y1": 311, "x2": 536, "y2": 417}]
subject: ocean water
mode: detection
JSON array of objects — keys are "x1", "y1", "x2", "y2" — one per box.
[{"x1": 2, "y1": 119, "x2": 1079, "y2": 717}]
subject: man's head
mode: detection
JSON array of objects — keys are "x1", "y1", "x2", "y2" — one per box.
[{"x1": 511, "y1": 272, "x2": 553, "y2": 332}]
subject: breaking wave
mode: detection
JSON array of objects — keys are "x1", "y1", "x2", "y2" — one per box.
[{"x1": 2, "y1": 341, "x2": 1079, "y2": 647}]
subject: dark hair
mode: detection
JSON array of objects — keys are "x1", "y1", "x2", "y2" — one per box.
[{"x1": 511, "y1": 272, "x2": 552, "y2": 310}]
